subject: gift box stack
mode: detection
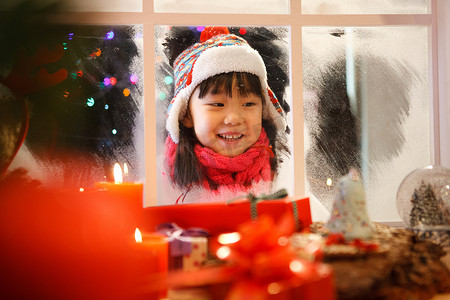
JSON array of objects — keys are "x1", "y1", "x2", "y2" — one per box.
[{"x1": 142, "y1": 194, "x2": 336, "y2": 300}]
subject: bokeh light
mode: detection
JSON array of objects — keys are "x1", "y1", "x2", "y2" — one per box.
[
  {"x1": 130, "y1": 74, "x2": 138, "y2": 84},
  {"x1": 106, "y1": 31, "x2": 114, "y2": 39},
  {"x1": 86, "y1": 97, "x2": 95, "y2": 107},
  {"x1": 164, "y1": 76, "x2": 173, "y2": 85}
]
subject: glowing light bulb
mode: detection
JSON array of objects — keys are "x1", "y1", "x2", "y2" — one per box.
[
  {"x1": 326, "y1": 178, "x2": 332, "y2": 187},
  {"x1": 112, "y1": 129, "x2": 117, "y2": 135},
  {"x1": 110, "y1": 77, "x2": 117, "y2": 85},
  {"x1": 106, "y1": 31, "x2": 114, "y2": 39},
  {"x1": 87, "y1": 97, "x2": 95, "y2": 107},
  {"x1": 104, "y1": 104, "x2": 109, "y2": 110},
  {"x1": 123, "y1": 88, "x2": 130, "y2": 97},
  {"x1": 164, "y1": 76, "x2": 173, "y2": 85},
  {"x1": 130, "y1": 74, "x2": 138, "y2": 84}
]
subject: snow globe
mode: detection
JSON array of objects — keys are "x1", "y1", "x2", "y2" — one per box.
[
  {"x1": 397, "y1": 165, "x2": 450, "y2": 263},
  {"x1": 397, "y1": 165, "x2": 450, "y2": 229}
]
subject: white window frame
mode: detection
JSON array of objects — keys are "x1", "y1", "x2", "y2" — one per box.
[{"x1": 55, "y1": 0, "x2": 448, "y2": 208}]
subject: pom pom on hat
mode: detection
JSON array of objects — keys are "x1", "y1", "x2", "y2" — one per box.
[
  {"x1": 200, "y1": 26, "x2": 230, "y2": 42},
  {"x1": 166, "y1": 28, "x2": 287, "y2": 143}
]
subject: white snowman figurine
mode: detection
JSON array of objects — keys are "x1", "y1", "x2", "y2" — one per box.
[{"x1": 326, "y1": 169, "x2": 374, "y2": 240}]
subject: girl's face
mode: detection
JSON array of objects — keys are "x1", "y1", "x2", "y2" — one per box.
[{"x1": 182, "y1": 85, "x2": 263, "y2": 157}]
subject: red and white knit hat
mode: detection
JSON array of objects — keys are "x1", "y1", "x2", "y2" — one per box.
[{"x1": 166, "y1": 27, "x2": 287, "y2": 143}]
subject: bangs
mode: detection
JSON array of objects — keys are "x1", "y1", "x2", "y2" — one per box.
[{"x1": 197, "y1": 72, "x2": 264, "y2": 100}]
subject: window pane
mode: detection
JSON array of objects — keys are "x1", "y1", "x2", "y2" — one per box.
[
  {"x1": 64, "y1": 0, "x2": 142, "y2": 12},
  {"x1": 154, "y1": 25, "x2": 292, "y2": 205},
  {"x1": 302, "y1": 0, "x2": 430, "y2": 14},
  {"x1": 302, "y1": 27, "x2": 430, "y2": 222},
  {"x1": 4, "y1": 25, "x2": 144, "y2": 188},
  {"x1": 154, "y1": 0, "x2": 289, "y2": 14}
]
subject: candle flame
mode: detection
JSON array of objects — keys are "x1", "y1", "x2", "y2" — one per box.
[
  {"x1": 114, "y1": 163, "x2": 123, "y2": 184},
  {"x1": 123, "y1": 163, "x2": 129, "y2": 176},
  {"x1": 135, "y1": 228, "x2": 142, "y2": 243},
  {"x1": 326, "y1": 178, "x2": 332, "y2": 187}
]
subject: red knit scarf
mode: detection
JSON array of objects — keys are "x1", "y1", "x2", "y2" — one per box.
[{"x1": 165, "y1": 129, "x2": 273, "y2": 191}]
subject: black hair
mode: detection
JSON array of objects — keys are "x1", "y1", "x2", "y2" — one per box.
[{"x1": 171, "y1": 72, "x2": 290, "y2": 190}]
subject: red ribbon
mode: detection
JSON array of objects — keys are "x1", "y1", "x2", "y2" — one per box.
[{"x1": 167, "y1": 214, "x2": 329, "y2": 299}]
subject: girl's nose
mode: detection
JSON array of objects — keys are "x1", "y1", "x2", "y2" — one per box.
[{"x1": 224, "y1": 107, "x2": 244, "y2": 125}]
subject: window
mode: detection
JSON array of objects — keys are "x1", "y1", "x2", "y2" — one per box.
[{"x1": 5, "y1": 0, "x2": 448, "y2": 224}]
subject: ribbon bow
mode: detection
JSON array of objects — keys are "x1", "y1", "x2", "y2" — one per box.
[
  {"x1": 156, "y1": 223, "x2": 209, "y2": 257},
  {"x1": 167, "y1": 214, "x2": 330, "y2": 299},
  {"x1": 227, "y1": 188, "x2": 301, "y2": 231}
]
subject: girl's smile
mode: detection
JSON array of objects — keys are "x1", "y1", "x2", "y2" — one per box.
[{"x1": 182, "y1": 85, "x2": 263, "y2": 157}]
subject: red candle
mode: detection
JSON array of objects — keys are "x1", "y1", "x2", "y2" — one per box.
[
  {"x1": 95, "y1": 163, "x2": 143, "y2": 196},
  {"x1": 135, "y1": 228, "x2": 168, "y2": 299}
]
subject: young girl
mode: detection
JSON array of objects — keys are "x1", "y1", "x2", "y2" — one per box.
[{"x1": 159, "y1": 27, "x2": 290, "y2": 204}]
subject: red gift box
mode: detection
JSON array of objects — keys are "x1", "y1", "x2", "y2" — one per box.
[
  {"x1": 143, "y1": 196, "x2": 311, "y2": 236},
  {"x1": 165, "y1": 214, "x2": 335, "y2": 300}
]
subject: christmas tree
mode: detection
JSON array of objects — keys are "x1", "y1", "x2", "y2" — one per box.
[{"x1": 410, "y1": 181, "x2": 444, "y2": 227}]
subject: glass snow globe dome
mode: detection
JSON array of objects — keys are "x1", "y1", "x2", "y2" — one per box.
[{"x1": 396, "y1": 165, "x2": 450, "y2": 229}]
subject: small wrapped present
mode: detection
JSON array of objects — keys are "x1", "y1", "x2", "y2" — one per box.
[
  {"x1": 165, "y1": 214, "x2": 335, "y2": 300},
  {"x1": 156, "y1": 223, "x2": 209, "y2": 271},
  {"x1": 143, "y1": 191, "x2": 311, "y2": 236}
]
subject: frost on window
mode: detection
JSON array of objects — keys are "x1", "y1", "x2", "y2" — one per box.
[
  {"x1": 154, "y1": 25, "x2": 292, "y2": 205},
  {"x1": 303, "y1": 27, "x2": 430, "y2": 222},
  {"x1": 3, "y1": 25, "x2": 144, "y2": 188}
]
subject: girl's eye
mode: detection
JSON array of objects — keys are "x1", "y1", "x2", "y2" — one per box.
[
  {"x1": 209, "y1": 103, "x2": 224, "y2": 107},
  {"x1": 243, "y1": 102, "x2": 256, "y2": 107}
]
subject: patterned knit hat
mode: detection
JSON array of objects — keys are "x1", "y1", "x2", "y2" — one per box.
[{"x1": 166, "y1": 27, "x2": 287, "y2": 143}]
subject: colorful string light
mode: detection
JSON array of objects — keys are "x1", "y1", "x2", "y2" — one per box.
[
  {"x1": 130, "y1": 74, "x2": 138, "y2": 84},
  {"x1": 87, "y1": 97, "x2": 95, "y2": 107},
  {"x1": 106, "y1": 31, "x2": 114, "y2": 40},
  {"x1": 164, "y1": 76, "x2": 173, "y2": 85}
]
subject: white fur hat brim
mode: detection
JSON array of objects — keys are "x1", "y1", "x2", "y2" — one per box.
[{"x1": 166, "y1": 42, "x2": 286, "y2": 143}]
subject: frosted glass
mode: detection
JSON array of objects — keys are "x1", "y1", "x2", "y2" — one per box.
[
  {"x1": 154, "y1": 0, "x2": 289, "y2": 14},
  {"x1": 302, "y1": 27, "x2": 430, "y2": 222},
  {"x1": 6, "y1": 25, "x2": 144, "y2": 188},
  {"x1": 302, "y1": 0, "x2": 429, "y2": 14},
  {"x1": 154, "y1": 25, "x2": 293, "y2": 205},
  {"x1": 64, "y1": 0, "x2": 142, "y2": 12}
]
